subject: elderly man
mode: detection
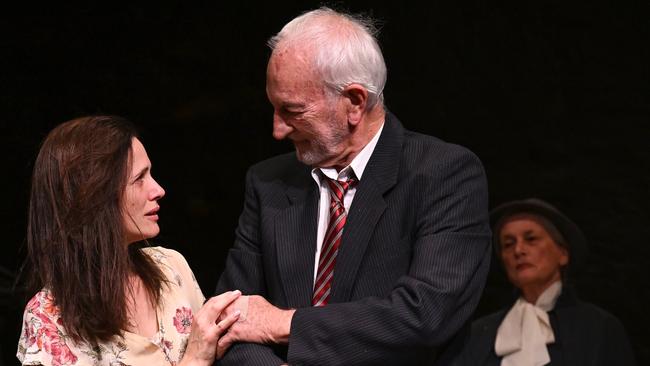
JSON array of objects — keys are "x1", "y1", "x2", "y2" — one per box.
[{"x1": 215, "y1": 7, "x2": 491, "y2": 365}]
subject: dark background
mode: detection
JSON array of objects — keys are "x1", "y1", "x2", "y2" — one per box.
[{"x1": 1, "y1": 1, "x2": 648, "y2": 364}]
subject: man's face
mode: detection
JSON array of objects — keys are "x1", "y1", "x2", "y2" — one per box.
[{"x1": 266, "y1": 48, "x2": 349, "y2": 167}]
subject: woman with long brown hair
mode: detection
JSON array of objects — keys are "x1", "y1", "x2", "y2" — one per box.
[{"x1": 17, "y1": 116, "x2": 241, "y2": 365}]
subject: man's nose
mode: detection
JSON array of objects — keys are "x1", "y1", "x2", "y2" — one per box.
[{"x1": 272, "y1": 112, "x2": 294, "y2": 140}]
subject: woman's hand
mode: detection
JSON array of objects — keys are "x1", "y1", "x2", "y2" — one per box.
[{"x1": 178, "y1": 290, "x2": 242, "y2": 366}]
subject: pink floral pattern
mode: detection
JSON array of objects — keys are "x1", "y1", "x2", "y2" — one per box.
[
  {"x1": 17, "y1": 247, "x2": 207, "y2": 366},
  {"x1": 19, "y1": 290, "x2": 78, "y2": 365},
  {"x1": 172, "y1": 307, "x2": 194, "y2": 334}
]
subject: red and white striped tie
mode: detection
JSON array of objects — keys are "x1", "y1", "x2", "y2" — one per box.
[{"x1": 312, "y1": 178, "x2": 357, "y2": 307}]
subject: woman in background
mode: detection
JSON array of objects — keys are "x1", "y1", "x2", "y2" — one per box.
[
  {"x1": 458, "y1": 198, "x2": 635, "y2": 365},
  {"x1": 17, "y1": 115, "x2": 241, "y2": 366}
]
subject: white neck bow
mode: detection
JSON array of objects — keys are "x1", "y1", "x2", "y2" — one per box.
[{"x1": 495, "y1": 281, "x2": 562, "y2": 366}]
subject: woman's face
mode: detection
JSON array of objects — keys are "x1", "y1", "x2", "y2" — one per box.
[
  {"x1": 123, "y1": 138, "x2": 165, "y2": 244},
  {"x1": 499, "y1": 218, "x2": 569, "y2": 292}
]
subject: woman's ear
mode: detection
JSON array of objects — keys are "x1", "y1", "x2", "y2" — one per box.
[{"x1": 559, "y1": 247, "x2": 569, "y2": 266}]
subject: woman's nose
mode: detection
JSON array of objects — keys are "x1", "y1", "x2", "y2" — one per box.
[
  {"x1": 151, "y1": 178, "x2": 165, "y2": 200},
  {"x1": 513, "y1": 240, "x2": 526, "y2": 256}
]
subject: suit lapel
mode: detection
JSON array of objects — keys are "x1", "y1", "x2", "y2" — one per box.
[
  {"x1": 552, "y1": 287, "x2": 580, "y2": 366},
  {"x1": 275, "y1": 170, "x2": 320, "y2": 308},
  {"x1": 330, "y1": 112, "x2": 404, "y2": 302}
]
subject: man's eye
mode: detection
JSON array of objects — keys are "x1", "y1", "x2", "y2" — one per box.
[{"x1": 282, "y1": 106, "x2": 303, "y2": 115}]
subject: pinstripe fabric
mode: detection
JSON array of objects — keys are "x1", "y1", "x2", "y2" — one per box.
[
  {"x1": 216, "y1": 111, "x2": 491, "y2": 365},
  {"x1": 312, "y1": 178, "x2": 357, "y2": 307}
]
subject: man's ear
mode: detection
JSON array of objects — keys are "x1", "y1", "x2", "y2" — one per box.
[{"x1": 342, "y1": 84, "x2": 368, "y2": 126}]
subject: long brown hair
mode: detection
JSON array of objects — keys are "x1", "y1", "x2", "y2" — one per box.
[{"x1": 25, "y1": 115, "x2": 166, "y2": 344}]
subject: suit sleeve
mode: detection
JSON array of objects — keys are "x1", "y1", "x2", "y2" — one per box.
[
  {"x1": 287, "y1": 147, "x2": 492, "y2": 365},
  {"x1": 215, "y1": 168, "x2": 286, "y2": 365}
]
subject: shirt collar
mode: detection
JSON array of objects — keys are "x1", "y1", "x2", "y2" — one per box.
[{"x1": 311, "y1": 121, "x2": 385, "y2": 184}]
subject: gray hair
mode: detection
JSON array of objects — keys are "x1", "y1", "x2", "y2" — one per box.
[
  {"x1": 268, "y1": 7, "x2": 387, "y2": 109},
  {"x1": 494, "y1": 213, "x2": 569, "y2": 253}
]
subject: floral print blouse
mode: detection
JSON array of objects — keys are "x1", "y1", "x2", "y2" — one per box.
[{"x1": 17, "y1": 247, "x2": 206, "y2": 366}]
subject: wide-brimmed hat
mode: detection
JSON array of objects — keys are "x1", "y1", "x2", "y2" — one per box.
[{"x1": 490, "y1": 198, "x2": 587, "y2": 274}]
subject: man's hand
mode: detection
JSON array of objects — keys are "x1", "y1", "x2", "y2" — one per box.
[{"x1": 218, "y1": 295, "x2": 295, "y2": 351}]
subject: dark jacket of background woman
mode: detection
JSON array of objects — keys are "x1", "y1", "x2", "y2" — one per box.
[{"x1": 456, "y1": 286, "x2": 636, "y2": 365}]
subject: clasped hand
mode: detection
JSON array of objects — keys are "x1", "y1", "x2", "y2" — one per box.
[
  {"x1": 218, "y1": 295, "x2": 295, "y2": 349},
  {"x1": 179, "y1": 293, "x2": 295, "y2": 365}
]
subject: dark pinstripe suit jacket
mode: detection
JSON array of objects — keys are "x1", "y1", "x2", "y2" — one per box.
[{"x1": 216, "y1": 112, "x2": 492, "y2": 365}]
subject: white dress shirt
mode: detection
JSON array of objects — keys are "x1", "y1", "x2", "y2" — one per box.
[{"x1": 310, "y1": 122, "x2": 384, "y2": 284}]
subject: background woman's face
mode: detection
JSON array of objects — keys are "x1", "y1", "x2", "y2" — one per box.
[
  {"x1": 123, "y1": 138, "x2": 165, "y2": 244},
  {"x1": 499, "y1": 218, "x2": 569, "y2": 292}
]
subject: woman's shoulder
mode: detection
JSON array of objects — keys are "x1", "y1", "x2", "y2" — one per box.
[
  {"x1": 461, "y1": 308, "x2": 509, "y2": 351},
  {"x1": 557, "y1": 289, "x2": 622, "y2": 322},
  {"x1": 555, "y1": 297, "x2": 636, "y2": 363},
  {"x1": 142, "y1": 246, "x2": 190, "y2": 268},
  {"x1": 17, "y1": 289, "x2": 80, "y2": 365},
  {"x1": 471, "y1": 308, "x2": 508, "y2": 334},
  {"x1": 558, "y1": 297, "x2": 627, "y2": 329},
  {"x1": 143, "y1": 246, "x2": 205, "y2": 312},
  {"x1": 142, "y1": 245, "x2": 181, "y2": 259},
  {"x1": 450, "y1": 309, "x2": 509, "y2": 365},
  {"x1": 21, "y1": 288, "x2": 60, "y2": 321},
  {"x1": 142, "y1": 246, "x2": 197, "y2": 286}
]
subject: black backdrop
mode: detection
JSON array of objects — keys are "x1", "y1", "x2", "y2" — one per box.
[{"x1": 2, "y1": 2, "x2": 648, "y2": 364}]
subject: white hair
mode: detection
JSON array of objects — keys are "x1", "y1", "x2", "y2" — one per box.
[{"x1": 268, "y1": 7, "x2": 387, "y2": 109}]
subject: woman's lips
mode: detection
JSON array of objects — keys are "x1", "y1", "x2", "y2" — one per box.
[
  {"x1": 516, "y1": 263, "x2": 534, "y2": 271},
  {"x1": 145, "y1": 206, "x2": 159, "y2": 220}
]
